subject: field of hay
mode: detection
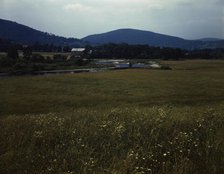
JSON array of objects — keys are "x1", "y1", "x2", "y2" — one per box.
[{"x1": 0, "y1": 60, "x2": 224, "y2": 173}]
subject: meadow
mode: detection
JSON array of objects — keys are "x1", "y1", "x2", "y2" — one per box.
[{"x1": 0, "y1": 60, "x2": 224, "y2": 173}]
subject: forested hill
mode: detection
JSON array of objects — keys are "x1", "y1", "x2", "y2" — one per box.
[
  {"x1": 83, "y1": 29, "x2": 187, "y2": 47},
  {"x1": 0, "y1": 18, "x2": 84, "y2": 47},
  {"x1": 82, "y1": 29, "x2": 224, "y2": 50},
  {"x1": 0, "y1": 18, "x2": 223, "y2": 49}
]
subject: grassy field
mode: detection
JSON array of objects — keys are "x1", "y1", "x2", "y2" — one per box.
[{"x1": 0, "y1": 60, "x2": 224, "y2": 173}]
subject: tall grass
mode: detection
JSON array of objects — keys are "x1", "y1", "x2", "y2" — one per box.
[{"x1": 0, "y1": 107, "x2": 223, "y2": 174}]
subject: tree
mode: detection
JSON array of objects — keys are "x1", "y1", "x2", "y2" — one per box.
[
  {"x1": 7, "y1": 45, "x2": 18, "y2": 65},
  {"x1": 63, "y1": 46, "x2": 71, "y2": 52},
  {"x1": 23, "y1": 46, "x2": 32, "y2": 61}
]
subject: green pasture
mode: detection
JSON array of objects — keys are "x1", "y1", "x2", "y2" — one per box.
[{"x1": 1, "y1": 60, "x2": 224, "y2": 116}]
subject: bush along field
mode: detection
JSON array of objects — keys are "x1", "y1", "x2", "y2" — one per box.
[{"x1": 0, "y1": 107, "x2": 223, "y2": 174}]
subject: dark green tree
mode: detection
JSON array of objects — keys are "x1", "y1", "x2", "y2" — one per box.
[
  {"x1": 7, "y1": 46, "x2": 18, "y2": 65},
  {"x1": 23, "y1": 46, "x2": 32, "y2": 61},
  {"x1": 63, "y1": 46, "x2": 71, "y2": 52}
]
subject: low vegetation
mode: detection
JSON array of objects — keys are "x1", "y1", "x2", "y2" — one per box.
[
  {"x1": 0, "y1": 60, "x2": 224, "y2": 173},
  {"x1": 1, "y1": 107, "x2": 223, "y2": 174}
]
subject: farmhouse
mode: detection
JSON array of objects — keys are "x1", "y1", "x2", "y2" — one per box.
[{"x1": 71, "y1": 48, "x2": 86, "y2": 58}]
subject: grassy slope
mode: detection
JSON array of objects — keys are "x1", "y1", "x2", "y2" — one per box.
[{"x1": 0, "y1": 60, "x2": 224, "y2": 173}]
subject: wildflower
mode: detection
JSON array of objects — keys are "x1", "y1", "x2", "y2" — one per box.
[
  {"x1": 34, "y1": 130, "x2": 43, "y2": 138},
  {"x1": 47, "y1": 167, "x2": 53, "y2": 171},
  {"x1": 101, "y1": 124, "x2": 107, "y2": 128},
  {"x1": 169, "y1": 141, "x2": 173, "y2": 145},
  {"x1": 58, "y1": 118, "x2": 65, "y2": 126},
  {"x1": 114, "y1": 123, "x2": 125, "y2": 134},
  {"x1": 128, "y1": 153, "x2": 134, "y2": 157},
  {"x1": 163, "y1": 153, "x2": 167, "y2": 157},
  {"x1": 157, "y1": 144, "x2": 163, "y2": 148}
]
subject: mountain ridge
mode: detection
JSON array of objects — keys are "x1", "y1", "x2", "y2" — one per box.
[
  {"x1": 82, "y1": 28, "x2": 187, "y2": 47},
  {"x1": 0, "y1": 18, "x2": 84, "y2": 47},
  {"x1": 82, "y1": 28, "x2": 224, "y2": 49},
  {"x1": 0, "y1": 18, "x2": 223, "y2": 49}
]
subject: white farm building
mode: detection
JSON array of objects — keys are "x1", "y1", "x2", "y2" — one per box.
[{"x1": 71, "y1": 48, "x2": 86, "y2": 58}]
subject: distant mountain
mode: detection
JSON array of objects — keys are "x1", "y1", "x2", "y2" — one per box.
[
  {"x1": 197, "y1": 38, "x2": 222, "y2": 42},
  {"x1": 82, "y1": 29, "x2": 224, "y2": 50},
  {"x1": 0, "y1": 18, "x2": 223, "y2": 49},
  {"x1": 83, "y1": 29, "x2": 186, "y2": 46},
  {"x1": 0, "y1": 18, "x2": 84, "y2": 47}
]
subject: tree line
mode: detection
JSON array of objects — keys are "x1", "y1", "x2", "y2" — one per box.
[
  {"x1": 90, "y1": 43, "x2": 224, "y2": 60},
  {"x1": 1, "y1": 38, "x2": 224, "y2": 60},
  {"x1": 0, "y1": 39, "x2": 89, "y2": 73},
  {"x1": 1, "y1": 38, "x2": 224, "y2": 73}
]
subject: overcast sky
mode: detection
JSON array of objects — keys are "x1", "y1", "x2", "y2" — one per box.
[{"x1": 0, "y1": 0, "x2": 223, "y2": 39}]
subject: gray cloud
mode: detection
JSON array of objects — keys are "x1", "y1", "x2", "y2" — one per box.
[{"x1": 0, "y1": 0, "x2": 223, "y2": 39}]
